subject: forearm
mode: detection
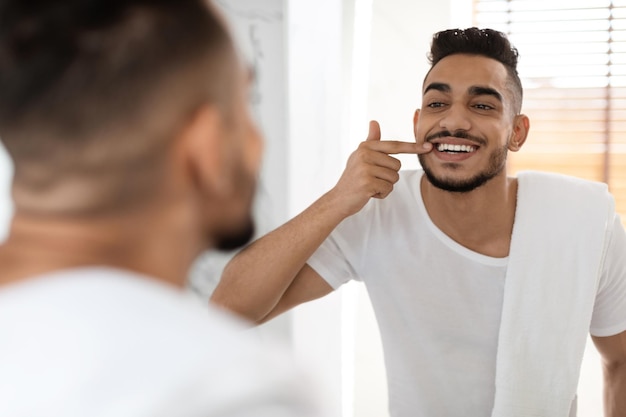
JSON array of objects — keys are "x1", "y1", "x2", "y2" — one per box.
[
  {"x1": 210, "y1": 188, "x2": 348, "y2": 322},
  {"x1": 603, "y1": 361, "x2": 626, "y2": 417}
]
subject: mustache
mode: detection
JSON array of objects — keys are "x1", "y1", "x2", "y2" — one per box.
[{"x1": 425, "y1": 130, "x2": 486, "y2": 146}]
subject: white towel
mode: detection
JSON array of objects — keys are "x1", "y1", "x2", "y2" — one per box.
[{"x1": 491, "y1": 171, "x2": 615, "y2": 417}]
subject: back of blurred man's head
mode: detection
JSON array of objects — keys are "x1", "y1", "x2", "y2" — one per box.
[{"x1": 0, "y1": 0, "x2": 261, "y2": 250}]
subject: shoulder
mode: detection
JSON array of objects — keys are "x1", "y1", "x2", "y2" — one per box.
[
  {"x1": 517, "y1": 170, "x2": 610, "y2": 195},
  {"x1": 514, "y1": 172, "x2": 616, "y2": 262},
  {"x1": 0, "y1": 267, "x2": 324, "y2": 416},
  {"x1": 516, "y1": 171, "x2": 613, "y2": 214}
]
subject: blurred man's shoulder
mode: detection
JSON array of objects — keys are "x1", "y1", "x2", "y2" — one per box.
[{"x1": 0, "y1": 266, "x2": 324, "y2": 416}]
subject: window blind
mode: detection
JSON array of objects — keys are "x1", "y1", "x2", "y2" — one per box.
[{"x1": 474, "y1": 0, "x2": 626, "y2": 225}]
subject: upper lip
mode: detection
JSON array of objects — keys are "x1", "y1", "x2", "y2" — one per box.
[{"x1": 428, "y1": 137, "x2": 481, "y2": 147}]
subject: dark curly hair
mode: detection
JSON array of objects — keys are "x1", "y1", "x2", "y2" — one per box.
[{"x1": 428, "y1": 27, "x2": 523, "y2": 114}]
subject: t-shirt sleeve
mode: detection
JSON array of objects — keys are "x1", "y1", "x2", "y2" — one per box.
[
  {"x1": 589, "y1": 214, "x2": 626, "y2": 337},
  {"x1": 306, "y1": 211, "x2": 368, "y2": 290}
]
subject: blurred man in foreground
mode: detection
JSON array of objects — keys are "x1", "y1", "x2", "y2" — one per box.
[{"x1": 0, "y1": 1, "x2": 319, "y2": 416}]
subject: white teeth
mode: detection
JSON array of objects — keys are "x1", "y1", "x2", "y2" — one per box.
[{"x1": 436, "y1": 143, "x2": 477, "y2": 153}]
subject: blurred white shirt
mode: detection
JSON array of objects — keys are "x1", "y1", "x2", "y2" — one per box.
[{"x1": 0, "y1": 267, "x2": 322, "y2": 417}]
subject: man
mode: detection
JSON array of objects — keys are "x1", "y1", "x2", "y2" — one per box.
[
  {"x1": 0, "y1": 1, "x2": 320, "y2": 416},
  {"x1": 212, "y1": 28, "x2": 626, "y2": 416}
]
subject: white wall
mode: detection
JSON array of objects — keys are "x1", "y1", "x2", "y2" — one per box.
[{"x1": 286, "y1": 0, "x2": 355, "y2": 414}]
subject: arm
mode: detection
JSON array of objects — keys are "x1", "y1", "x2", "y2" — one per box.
[
  {"x1": 592, "y1": 330, "x2": 626, "y2": 417},
  {"x1": 210, "y1": 120, "x2": 432, "y2": 323},
  {"x1": 210, "y1": 197, "x2": 339, "y2": 325}
]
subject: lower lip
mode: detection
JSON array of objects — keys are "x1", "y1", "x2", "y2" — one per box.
[{"x1": 433, "y1": 149, "x2": 477, "y2": 162}]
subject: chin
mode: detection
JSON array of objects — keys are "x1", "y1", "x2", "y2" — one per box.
[
  {"x1": 425, "y1": 170, "x2": 493, "y2": 193},
  {"x1": 208, "y1": 164, "x2": 258, "y2": 252},
  {"x1": 214, "y1": 220, "x2": 255, "y2": 252},
  {"x1": 418, "y1": 146, "x2": 507, "y2": 193},
  {"x1": 214, "y1": 217, "x2": 256, "y2": 252}
]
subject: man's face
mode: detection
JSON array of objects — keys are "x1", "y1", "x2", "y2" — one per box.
[
  {"x1": 210, "y1": 65, "x2": 263, "y2": 251},
  {"x1": 415, "y1": 53, "x2": 519, "y2": 193}
]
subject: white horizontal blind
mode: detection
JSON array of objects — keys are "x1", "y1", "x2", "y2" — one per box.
[{"x1": 474, "y1": 0, "x2": 626, "y2": 223}]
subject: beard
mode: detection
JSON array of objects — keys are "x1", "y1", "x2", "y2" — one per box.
[
  {"x1": 214, "y1": 217, "x2": 255, "y2": 252},
  {"x1": 418, "y1": 142, "x2": 509, "y2": 193},
  {"x1": 210, "y1": 160, "x2": 258, "y2": 252}
]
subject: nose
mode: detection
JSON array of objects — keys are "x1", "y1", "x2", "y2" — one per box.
[{"x1": 438, "y1": 103, "x2": 471, "y2": 132}]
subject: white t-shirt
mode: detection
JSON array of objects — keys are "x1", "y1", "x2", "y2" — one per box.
[
  {"x1": 307, "y1": 169, "x2": 626, "y2": 417},
  {"x1": 0, "y1": 268, "x2": 323, "y2": 417}
]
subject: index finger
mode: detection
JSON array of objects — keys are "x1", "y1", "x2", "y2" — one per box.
[{"x1": 365, "y1": 139, "x2": 432, "y2": 155}]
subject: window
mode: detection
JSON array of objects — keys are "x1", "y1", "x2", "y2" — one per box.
[{"x1": 474, "y1": 0, "x2": 626, "y2": 225}]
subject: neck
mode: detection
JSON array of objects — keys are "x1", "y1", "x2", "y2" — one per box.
[
  {"x1": 0, "y1": 199, "x2": 206, "y2": 288},
  {"x1": 420, "y1": 171, "x2": 518, "y2": 258}
]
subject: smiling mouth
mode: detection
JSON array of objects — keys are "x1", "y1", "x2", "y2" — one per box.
[{"x1": 435, "y1": 143, "x2": 477, "y2": 153}]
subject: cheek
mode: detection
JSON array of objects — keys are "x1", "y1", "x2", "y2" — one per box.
[
  {"x1": 414, "y1": 113, "x2": 439, "y2": 138},
  {"x1": 414, "y1": 124, "x2": 429, "y2": 142}
]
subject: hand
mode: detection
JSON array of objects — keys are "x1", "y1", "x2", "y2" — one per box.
[{"x1": 330, "y1": 120, "x2": 432, "y2": 217}]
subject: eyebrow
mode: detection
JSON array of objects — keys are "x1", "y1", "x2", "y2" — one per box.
[
  {"x1": 468, "y1": 86, "x2": 502, "y2": 102},
  {"x1": 423, "y1": 82, "x2": 450, "y2": 94},
  {"x1": 423, "y1": 82, "x2": 503, "y2": 103}
]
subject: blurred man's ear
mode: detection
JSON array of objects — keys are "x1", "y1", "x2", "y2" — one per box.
[{"x1": 179, "y1": 104, "x2": 231, "y2": 197}]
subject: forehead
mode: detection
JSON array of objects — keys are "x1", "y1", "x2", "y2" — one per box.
[{"x1": 423, "y1": 54, "x2": 509, "y2": 95}]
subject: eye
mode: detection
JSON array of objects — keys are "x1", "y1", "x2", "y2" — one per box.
[
  {"x1": 473, "y1": 103, "x2": 494, "y2": 110},
  {"x1": 427, "y1": 101, "x2": 446, "y2": 108}
]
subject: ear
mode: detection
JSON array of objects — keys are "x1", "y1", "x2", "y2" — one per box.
[
  {"x1": 178, "y1": 104, "x2": 230, "y2": 197},
  {"x1": 508, "y1": 114, "x2": 530, "y2": 152},
  {"x1": 413, "y1": 109, "x2": 421, "y2": 139}
]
